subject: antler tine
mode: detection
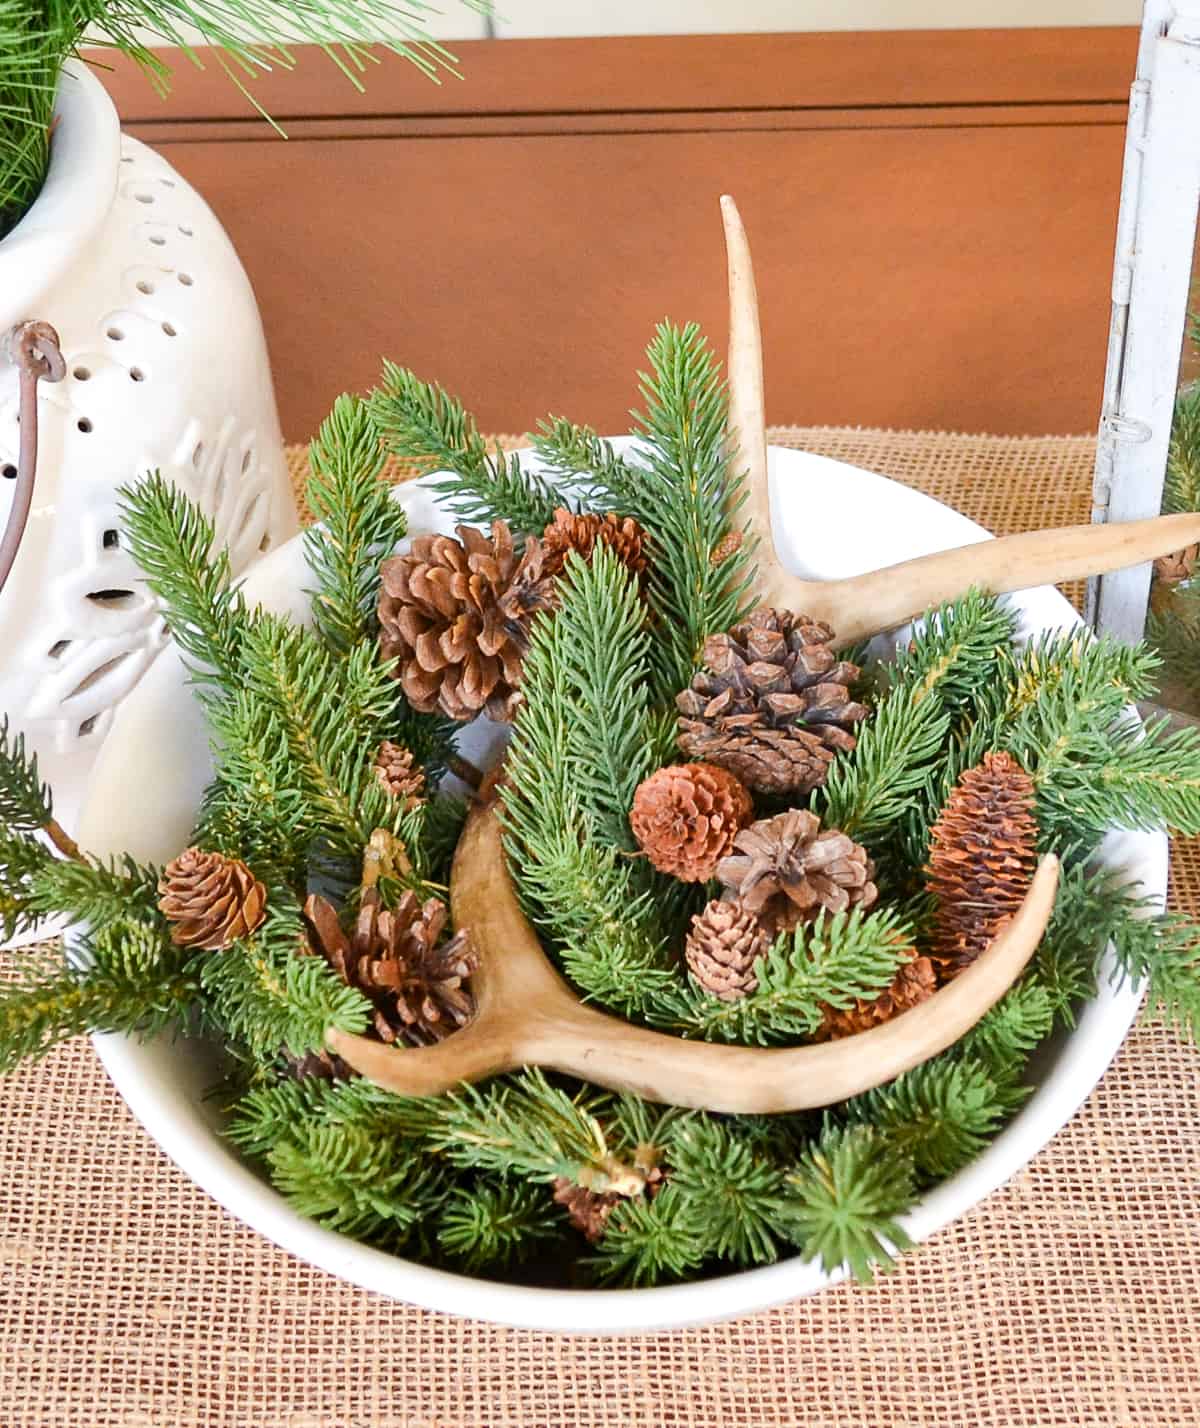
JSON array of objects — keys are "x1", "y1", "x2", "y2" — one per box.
[{"x1": 721, "y1": 195, "x2": 782, "y2": 579}]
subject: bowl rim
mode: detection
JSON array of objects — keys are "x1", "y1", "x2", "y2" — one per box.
[{"x1": 82, "y1": 443, "x2": 1161, "y2": 1333}]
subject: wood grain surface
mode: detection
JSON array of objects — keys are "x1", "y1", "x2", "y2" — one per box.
[{"x1": 92, "y1": 30, "x2": 1138, "y2": 441}]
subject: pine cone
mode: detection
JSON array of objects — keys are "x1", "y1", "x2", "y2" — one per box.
[
  {"x1": 378, "y1": 521, "x2": 537, "y2": 723},
  {"x1": 676, "y1": 608, "x2": 868, "y2": 796},
  {"x1": 925, "y1": 751, "x2": 1038, "y2": 980},
  {"x1": 629, "y1": 762, "x2": 753, "y2": 882},
  {"x1": 1153, "y1": 542, "x2": 1199, "y2": 587},
  {"x1": 552, "y1": 1178, "x2": 622, "y2": 1243},
  {"x1": 541, "y1": 508, "x2": 648, "y2": 583},
  {"x1": 716, "y1": 809, "x2": 877, "y2": 937},
  {"x1": 817, "y1": 951, "x2": 936, "y2": 1040},
  {"x1": 374, "y1": 740, "x2": 426, "y2": 808},
  {"x1": 158, "y1": 847, "x2": 267, "y2": 949},
  {"x1": 685, "y1": 898, "x2": 769, "y2": 1000},
  {"x1": 303, "y1": 888, "x2": 478, "y2": 1046}
]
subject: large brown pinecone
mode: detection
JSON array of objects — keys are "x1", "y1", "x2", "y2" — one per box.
[
  {"x1": 541, "y1": 508, "x2": 648, "y2": 583},
  {"x1": 629, "y1": 762, "x2": 753, "y2": 882},
  {"x1": 925, "y1": 751, "x2": 1039, "y2": 980},
  {"x1": 373, "y1": 740, "x2": 426, "y2": 809},
  {"x1": 685, "y1": 898, "x2": 769, "y2": 1000},
  {"x1": 816, "y1": 950, "x2": 937, "y2": 1040},
  {"x1": 676, "y1": 608, "x2": 868, "y2": 796},
  {"x1": 716, "y1": 809, "x2": 877, "y2": 937},
  {"x1": 378, "y1": 520, "x2": 539, "y2": 723},
  {"x1": 303, "y1": 888, "x2": 477, "y2": 1046},
  {"x1": 158, "y1": 847, "x2": 267, "y2": 949}
]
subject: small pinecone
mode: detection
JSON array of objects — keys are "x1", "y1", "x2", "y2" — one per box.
[
  {"x1": 158, "y1": 847, "x2": 267, "y2": 950},
  {"x1": 374, "y1": 740, "x2": 426, "y2": 808},
  {"x1": 716, "y1": 808, "x2": 877, "y2": 937},
  {"x1": 1153, "y1": 542, "x2": 1199, "y2": 587},
  {"x1": 552, "y1": 1179, "x2": 622, "y2": 1244},
  {"x1": 303, "y1": 888, "x2": 478, "y2": 1046},
  {"x1": 629, "y1": 762, "x2": 753, "y2": 882},
  {"x1": 541, "y1": 508, "x2": 648, "y2": 583},
  {"x1": 926, "y1": 751, "x2": 1038, "y2": 980},
  {"x1": 676, "y1": 608, "x2": 868, "y2": 796},
  {"x1": 378, "y1": 520, "x2": 537, "y2": 723},
  {"x1": 817, "y1": 952, "x2": 937, "y2": 1040},
  {"x1": 685, "y1": 899, "x2": 769, "y2": 1000}
]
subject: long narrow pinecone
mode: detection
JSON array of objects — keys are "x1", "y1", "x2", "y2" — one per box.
[
  {"x1": 716, "y1": 809, "x2": 877, "y2": 937},
  {"x1": 303, "y1": 889, "x2": 477, "y2": 1046},
  {"x1": 378, "y1": 520, "x2": 541, "y2": 723},
  {"x1": 925, "y1": 751, "x2": 1038, "y2": 980},
  {"x1": 677, "y1": 608, "x2": 868, "y2": 796}
]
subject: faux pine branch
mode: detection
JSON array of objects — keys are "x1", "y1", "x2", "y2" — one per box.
[
  {"x1": 305, "y1": 394, "x2": 409, "y2": 655},
  {"x1": 367, "y1": 363, "x2": 561, "y2": 535}
]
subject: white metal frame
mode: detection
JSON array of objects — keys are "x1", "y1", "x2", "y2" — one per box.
[{"x1": 1088, "y1": 0, "x2": 1200, "y2": 639}]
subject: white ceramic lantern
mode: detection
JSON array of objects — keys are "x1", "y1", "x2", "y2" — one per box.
[{"x1": 0, "y1": 61, "x2": 297, "y2": 836}]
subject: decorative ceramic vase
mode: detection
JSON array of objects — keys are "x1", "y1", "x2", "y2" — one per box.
[
  {"x1": 0, "y1": 60, "x2": 297, "y2": 837},
  {"x1": 78, "y1": 446, "x2": 1165, "y2": 1333}
]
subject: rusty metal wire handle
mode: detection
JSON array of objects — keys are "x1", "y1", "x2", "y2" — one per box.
[{"x1": 0, "y1": 321, "x2": 66, "y2": 596}]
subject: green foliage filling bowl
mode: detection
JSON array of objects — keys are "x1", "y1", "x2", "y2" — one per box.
[{"x1": 76, "y1": 443, "x2": 1164, "y2": 1333}]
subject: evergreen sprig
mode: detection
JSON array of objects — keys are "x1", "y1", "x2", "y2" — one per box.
[
  {"x1": 0, "y1": 927, "x2": 193, "y2": 1075},
  {"x1": 305, "y1": 393, "x2": 408, "y2": 654},
  {"x1": 195, "y1": 891, "x2": 370, "y2": 1058},
  {"x1": 844, "y1": 1056, "x2": 1025, "y2": 1184},
  {"x1": 120, "y1": 472, "x2": 246, "y2": 684},
  {"x1": 439, "y1": 1181, "x2": 564, "y2": 1274},
  {"x1": 780, "y1": 1123, "x2": 915, "y2": 1284},
  {"x1": 501, "y1": 549, "x2": 681, "y2": 1015},
  {"x1": 367, "y1": 363, "x2": 561, "y2": 534},
  {"x1": 0, "y1": 715, "x2": 54, "y2": 833},
  {"x1": 818, "y1": 590, "x2": 1015, "y2": 845},
  {"x1": 536, "y1": 323, "x2": 755, "y2": 699}
]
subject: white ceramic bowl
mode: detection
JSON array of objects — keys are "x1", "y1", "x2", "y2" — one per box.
[{"x1": 78, "y1": 445, "x2": 1165, "y2": 1333}]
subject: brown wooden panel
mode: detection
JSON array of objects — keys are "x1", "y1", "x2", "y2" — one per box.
[
  {"x1": 90, "y1": 27, "x2": 1136, "y2": 123},
  {"x1": 137, "y1": 120, "x2": 1124, "y2": 441}
]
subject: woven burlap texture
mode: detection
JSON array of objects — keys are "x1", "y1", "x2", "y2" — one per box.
[{"x1": 3, "y1": 428, "x2": 1199, "y2": 1428}]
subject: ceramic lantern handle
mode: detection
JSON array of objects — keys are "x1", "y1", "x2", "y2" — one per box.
[{"x1": 0, "y1": 322, "x2": 65, "y2": 596}]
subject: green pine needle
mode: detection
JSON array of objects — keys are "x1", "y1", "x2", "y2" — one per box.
[
  {"x1": 195, "y1": 891, "x2": 370, "y2": 1058},
  {"x1": 305, "y1": 393, "x2": 408, "y2": 655},
  {"x1": 671, "y1": 906, "x2": 912, "y2": 1046},
  {"x1": 845, "y1": 1056, "x2": 1025, "y2": 1185},
  {"x1": 120, "y1": 472, "x2": 245, "y2": 684},
  {"x1": 439, "y1": 1181, "x2": 563, "y2": 1274},
  {"x1": 0, "y1": 715, "x2": 54, "y2": 833},
  {"x1": 781, "y1": 1123, "x2": 915, "y2": 1284},
  {"x1": 367, "y1": 363, "x2": 561, "y2": 534}
]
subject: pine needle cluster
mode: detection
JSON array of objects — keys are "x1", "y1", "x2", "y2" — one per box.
[{"x1": 6, "y1": 322, "x2": 1200, "y2": 1296}]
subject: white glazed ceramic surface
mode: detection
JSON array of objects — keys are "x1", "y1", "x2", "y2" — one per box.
[
  {"x1": 0, "y1": 62, "x2": 297, "y2": 839},
  {"x1": 79, "y1": 445, "x2": 1165, "y2": 1334}
]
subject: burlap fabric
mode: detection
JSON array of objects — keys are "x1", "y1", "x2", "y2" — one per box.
[{"x1": 3, "y1": 429, "x2": 1199, "y2": 1427}]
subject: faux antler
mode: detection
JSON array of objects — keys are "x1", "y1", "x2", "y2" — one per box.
[
  {"x1": 327, "y1": 797, "x2": 1060, "y2": 1112},
  {"x1": 719, "y1": 194, "x2": 1200, "y2": 645}
]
